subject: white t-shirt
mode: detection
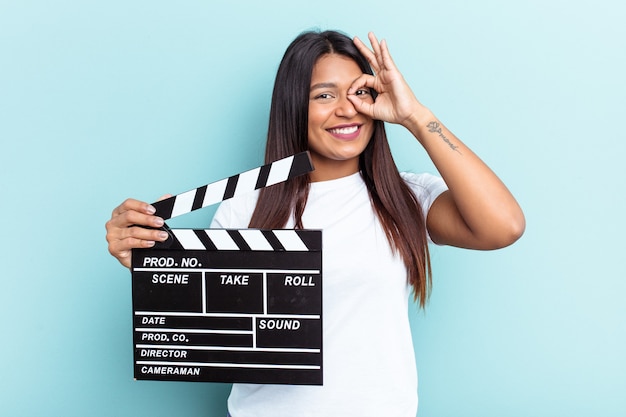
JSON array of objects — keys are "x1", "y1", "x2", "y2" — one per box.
[{"x1": 211, "y1": 171, "x2": 447, "y2": 417}]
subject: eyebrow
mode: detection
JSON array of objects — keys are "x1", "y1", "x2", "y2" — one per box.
[{"x1": 310, "y1": 82, "x2": 337, "y2": 91}]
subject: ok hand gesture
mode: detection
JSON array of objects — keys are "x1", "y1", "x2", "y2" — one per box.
[{"x1": 348, "y1": 32, "x2": 426, "y2": 127}]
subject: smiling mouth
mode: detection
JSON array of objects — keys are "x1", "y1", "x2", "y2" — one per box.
[{"x1": 328, "y1": 125, "x2": 359, "y2": 135}]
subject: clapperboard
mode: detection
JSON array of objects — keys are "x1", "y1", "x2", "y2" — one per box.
[{"x1": 131, "y1": 152, "x2": 323, "y2": 385}]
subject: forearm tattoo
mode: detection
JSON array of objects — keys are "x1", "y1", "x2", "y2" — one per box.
[{"x1": 427, "y1": 121, "x2": 461, "y2": 154}]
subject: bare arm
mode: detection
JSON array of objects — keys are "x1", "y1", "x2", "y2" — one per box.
[
  {"x1": 350, "y1": 32, "x2": 525, "y2": 249},
  {"x1": 405, "y1": 113, "x2": 525, "y2": 249}
]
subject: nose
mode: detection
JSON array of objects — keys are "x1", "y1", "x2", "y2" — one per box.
[{"x1": 335, "y1": 95, "x2": 358, "y2": 118}]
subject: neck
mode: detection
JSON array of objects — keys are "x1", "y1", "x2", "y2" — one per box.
[{"x1": 308, "y1": 157, "x2": 360, "y2": 182}]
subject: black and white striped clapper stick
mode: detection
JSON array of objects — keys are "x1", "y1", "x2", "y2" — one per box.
[{"x1": 151, "y1": 151, "x2": 313, "y2": 221}]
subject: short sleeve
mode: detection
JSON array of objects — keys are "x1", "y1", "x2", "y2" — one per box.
[{"x1": 400, "y1": 172, "x2": 448, "y2": 243}]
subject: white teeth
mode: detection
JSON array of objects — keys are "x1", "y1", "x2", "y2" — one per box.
[{"x1": 329, "y1": 126, "x2": 358, "y2": 134}]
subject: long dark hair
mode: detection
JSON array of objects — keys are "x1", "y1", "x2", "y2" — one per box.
[{"x1": 249, "y1": 30, "x2": 432, "y2": 308}]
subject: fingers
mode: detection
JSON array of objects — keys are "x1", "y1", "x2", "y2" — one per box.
[
  {"x1": 106, "y1": 197, "x2": 169, "y2": 268},
  {"x1": 109, "y1": 205, "x2": 164, "y2": 231},
  {"x1": 111, "y1": 197, "x2": 155, "y2": 218},
  {"x1": 348, "y1": 73, "x2": 377, "y2": 116},
  {"x1": 353, "y1": 35, "x2": 379, "y2": 73},
  {"x1": 354, "y1": 33, "x2": 398, "y2": 76},
  {"x1": 348, "y1": 94, "x2": 373, "y2": 117},
  {"x1": 107, "y1": 232, "x2": 165, "y2": 268},
  {"x1": 378, "y1": 38, "x2": 398, "y2": 73},
  {"x1": 353, "y1": 32, "x2": 384, "y2": 73},
  {"x1": 368, "y1": 33, "x2": 398, "y2": 74},
  {"x1": 367, "y1": 32, "x2": 384, "y2": 70},
  {"x1": 157, "y1": 193, "x2": 173, "y2": 202},
  {"x1": 349, "y1": 72, "x2": 377, "y2": 92}
]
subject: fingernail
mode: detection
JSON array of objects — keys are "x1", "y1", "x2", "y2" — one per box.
[
  {"x1": 146, "y1": 241, "x2": 156, "y2": 247},
  {"x1": 154, "y1": 217, "x2": 164, "y2": 227},
  {"x1": 158, "y1": 231, "x2": 169, "y2": 240},
  {"x1": 146, "y1": 205, "x2": 156, "y2": 214}
]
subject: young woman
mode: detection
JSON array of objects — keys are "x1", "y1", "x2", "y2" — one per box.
[{"x1": 106, "y1": 30, "x2": 524, "y2": 417}]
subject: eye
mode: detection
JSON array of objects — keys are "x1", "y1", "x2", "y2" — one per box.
[
  {"x1": 355, "y1": 89, "x2": 370, "y2": 97},
  {"x1": 314, "y1": 92, "x2": 334, "y2": 100}
]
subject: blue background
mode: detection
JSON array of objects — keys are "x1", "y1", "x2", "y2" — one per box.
[{"x1": 1, "y1": 0, "x2": 624, "y2": 416}]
